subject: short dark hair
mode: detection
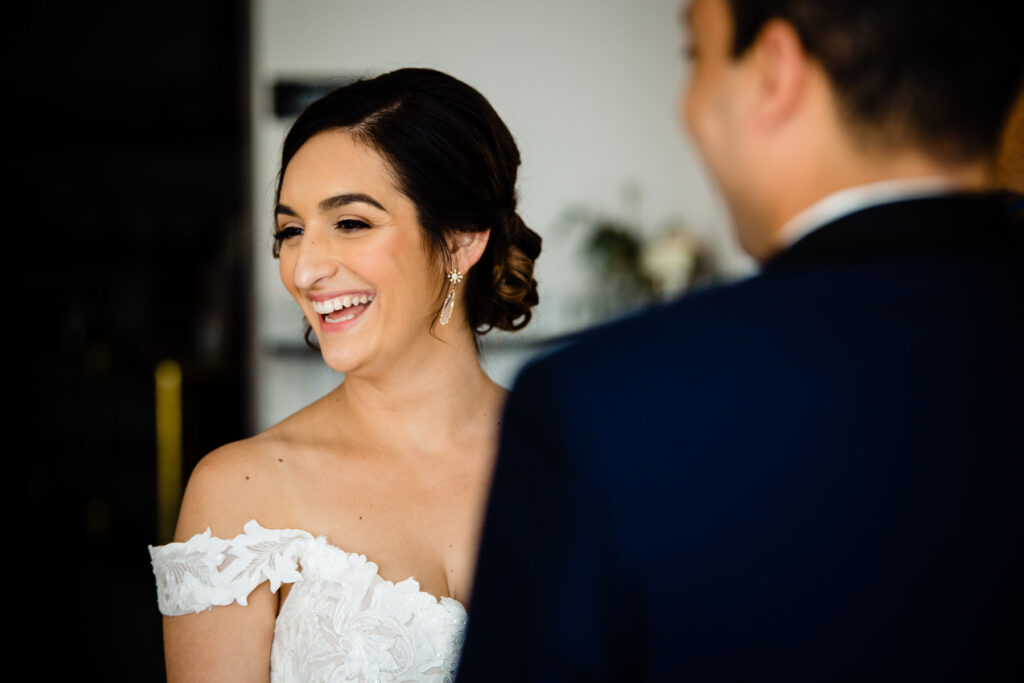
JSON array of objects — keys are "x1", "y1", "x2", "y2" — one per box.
[
  {"x1": 726, "y1": 0, "x2": 1024, "y2": 162},
  {"x1": 276, "y1": 68, "x2": 541, "y2": 341}
]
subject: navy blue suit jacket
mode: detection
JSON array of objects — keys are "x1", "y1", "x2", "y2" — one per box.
[{"x1": 459, "y1": 194, "x2": 1023, "y2": 681}]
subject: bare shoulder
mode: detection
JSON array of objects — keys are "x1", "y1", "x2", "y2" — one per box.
[
  {"x1": 164, "y1": 432, "x2": 292, "y2": 680},
  {"x1": 173, "y1": 426, "x2": 300, "y2": 543}
]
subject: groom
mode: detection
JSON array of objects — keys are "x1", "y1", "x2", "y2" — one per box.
[{"x1": 459, "y1": 0, "x2": 1023, "y2": 680}]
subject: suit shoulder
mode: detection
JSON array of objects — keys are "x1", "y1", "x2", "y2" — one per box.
[{"x1": 526, "y1": 277, "x2": 762, "y2": 373}]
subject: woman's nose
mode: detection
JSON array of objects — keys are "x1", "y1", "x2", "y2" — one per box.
[{"x1": 290, "y1": 231, "x2": 338, "y2": 289}]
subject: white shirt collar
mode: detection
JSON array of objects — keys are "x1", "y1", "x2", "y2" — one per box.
[{"x1": 775, "y1": 177, "x2": 965, "y2": 251}]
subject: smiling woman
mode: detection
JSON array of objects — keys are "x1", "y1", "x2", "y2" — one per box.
[
  {"x1": 148, "y1": 68, "x2": 541, "y2": 682},
  {"x1": 277, "y1": 70, "x2": 541, "y2": 344},
  {"x1": 275, "y1": 130, "x2": 450, "y2": 374}
]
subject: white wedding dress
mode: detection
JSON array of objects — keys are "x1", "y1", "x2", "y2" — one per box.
[{"x1": 149, "y1": 520, "x2": 468, "y2": 682}]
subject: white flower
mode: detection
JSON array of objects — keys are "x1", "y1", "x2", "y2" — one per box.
[{"x1": 640, "y1": 229, "x2": 700, "y2": 299}]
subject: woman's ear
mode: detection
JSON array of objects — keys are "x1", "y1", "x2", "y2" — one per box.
[{"x1": 450, "y1": 229, "x2": 491, "y2": 273}]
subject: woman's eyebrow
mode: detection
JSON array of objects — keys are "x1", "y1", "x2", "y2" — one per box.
[
  {"x1": 275, "y1": 193, "x2": 388, "y2": 218},
  {"x1": 320, "y1": 193, "x2": 387, "y2": 212}
]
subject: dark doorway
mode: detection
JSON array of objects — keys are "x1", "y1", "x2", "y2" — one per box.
[{"x1": 11, "y1": 2, "x2": 251, "y2": 678}]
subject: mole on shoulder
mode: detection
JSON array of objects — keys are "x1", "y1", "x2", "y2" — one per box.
[
  {"x1": 278, "y1": 458, "x2": 284, "y2": 463},
  {"x1": 244, "y1": 476, "x2": 250, "y2": 480},
  {"x1": 359, "y1": 516, "x2": 363, "y2": 520}
]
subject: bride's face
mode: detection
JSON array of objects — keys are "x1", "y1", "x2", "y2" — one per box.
[{"x1": 275, "y1": 129, "x2": 446, "y2": 374}]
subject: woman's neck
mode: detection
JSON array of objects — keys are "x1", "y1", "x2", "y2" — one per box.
[{"x1": 322, "y1": 325, "x2": 505, "y2": 458}]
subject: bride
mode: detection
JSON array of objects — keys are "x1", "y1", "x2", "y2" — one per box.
[{"x1": 150, "y1": 68, "x2": 541, "y2": 682}]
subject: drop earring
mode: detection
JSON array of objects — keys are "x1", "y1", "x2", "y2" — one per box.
[{"x1": 439, "y1": 269, "x2": 463, "y2": 325}]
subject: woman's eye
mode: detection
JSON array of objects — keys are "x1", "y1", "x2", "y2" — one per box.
[
  {"x1": 274, "y1": 226, "x2": 303, "y2": 241},
  {"x1": 337, "y1": 219, "x2": 371, "y2": 231}
]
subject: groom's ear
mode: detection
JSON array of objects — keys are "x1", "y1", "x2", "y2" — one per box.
[
  {"x1": 449, "y1": 229, "x2": 491, "y2": 273},
  {"x1": 748, "y1": 18, "x2": 812, "y2": 134}
]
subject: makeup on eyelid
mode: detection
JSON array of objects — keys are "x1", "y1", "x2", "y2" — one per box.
[{"x1": 274, "y1": 218, "x2": 373, "y2": 242}]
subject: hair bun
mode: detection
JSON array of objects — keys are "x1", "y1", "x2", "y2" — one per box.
[
  {"x1": 485, "y1": 212, "x2": 541, "y2": 332},
  {"x1": 463, "y1": 210, "x2": 541, "y2": 334}
]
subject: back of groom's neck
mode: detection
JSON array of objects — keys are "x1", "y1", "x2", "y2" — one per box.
[{"x1": 746, "y1": 147, "x2": 993, "y2": 263}]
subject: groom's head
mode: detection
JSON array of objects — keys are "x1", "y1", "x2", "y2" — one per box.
[{"x1": 680, "y1": 0, "x2": 1024, "y2": 259}]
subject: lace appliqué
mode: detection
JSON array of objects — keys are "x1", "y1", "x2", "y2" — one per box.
[
  {"x1": 149, "y1": 521, "x2": 468, "y2": 683},
  {"x1": 271, "y1": 536, "x2": 467, "y2": 682},
  {"x1": 149, "y1": 520, "x2": 309, "y2": 616}
]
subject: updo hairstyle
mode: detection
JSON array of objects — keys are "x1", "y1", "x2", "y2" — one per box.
[{"x1": 274, "y1": 68, "x2": 541, "y2": 335}]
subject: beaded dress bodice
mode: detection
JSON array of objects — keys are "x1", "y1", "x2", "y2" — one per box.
[{"x1": 149, "y1": 520, "x2": 468, "y2": 682}]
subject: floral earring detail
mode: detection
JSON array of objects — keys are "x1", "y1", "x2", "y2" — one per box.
[{"x1": 439, "y1": 269, "x2": 463, "y2": 325}]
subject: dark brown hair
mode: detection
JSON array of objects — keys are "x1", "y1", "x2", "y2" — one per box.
[
  {"x1": 275, "y1": 68, "x2": 541, "y2": 342},
  {"x1": 726, "y1": 0, "x2": 1024, "y2": 162}
]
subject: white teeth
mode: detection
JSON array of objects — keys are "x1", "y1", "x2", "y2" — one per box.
[
  {"x1": 311, "y1": 293, "x2": 375, "y2": 314},
  {"x1": 325, "y1": 311, "x2": 357, "y2": 323}
]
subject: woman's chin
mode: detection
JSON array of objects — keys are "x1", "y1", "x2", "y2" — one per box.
[{"x1": 319, "y1": 349, "x2": 360, "y2": 374}]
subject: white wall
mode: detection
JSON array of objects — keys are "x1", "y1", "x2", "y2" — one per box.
[{"x1": 250, "y1": 0, "x2": 752, "y2": 430}]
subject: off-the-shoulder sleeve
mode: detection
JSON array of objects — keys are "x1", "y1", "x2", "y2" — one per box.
[{"x1": 149, "y1": 520, "x2": 313, "y2": 616}]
